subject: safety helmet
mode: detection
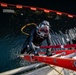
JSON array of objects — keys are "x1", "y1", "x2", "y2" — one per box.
[{"x1": 36, "y1": 20, "x2": 50, "y2": 37}]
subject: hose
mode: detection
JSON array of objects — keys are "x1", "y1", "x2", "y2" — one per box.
[
  {"x1": 21, "y1": 23, "x2": 37, "y2": 36},
  {"x1": 49, "y1": 65, "x2": 63, "y2": 75}
]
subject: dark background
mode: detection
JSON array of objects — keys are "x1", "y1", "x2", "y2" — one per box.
[
  {"x1": 0, "y1": 0, "x2": 76, "y2": 15},
  {"x1": 0, "y1": 0, "x2": 76, "y2": 73}
]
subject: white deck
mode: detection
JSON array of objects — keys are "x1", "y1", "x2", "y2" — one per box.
[
  {"x1": 24, "y1": 65, "x2": 76, "y2": 75},
  {"x1": 0, "y1": 64, "x2": 76, "y2": 75}
]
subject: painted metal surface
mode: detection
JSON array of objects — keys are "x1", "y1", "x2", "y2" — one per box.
[{"x1": 20, "y1": 50, "x2": 76, "y2": 71}]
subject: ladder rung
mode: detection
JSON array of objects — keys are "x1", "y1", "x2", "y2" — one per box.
[
  {"x1": 60, "y1": 52, "x2": 76, "y2": 58},
  {"x1": 72, "y1": 56, "x2": 76, "y2": 59},
  {"x1": 51, "y1": 53, "x2": 63, "y2": 57}
]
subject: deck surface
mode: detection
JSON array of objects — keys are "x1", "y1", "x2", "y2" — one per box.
[{"x1": 24, "y1": 65, "x2": 76, "y2": 75}]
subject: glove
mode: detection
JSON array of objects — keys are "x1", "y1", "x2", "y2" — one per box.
[
  {"x1": 35, "y1": 46, "x2": 40, "y2": 49},
  {"x1": 31, "y1": 43, "x2": 40, "y2": 50}
]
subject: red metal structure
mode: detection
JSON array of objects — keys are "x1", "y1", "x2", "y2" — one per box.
[
  {"x1": 0, "y1": 2, "x2": 76, "y2": 71},
  {"x1": 20, "y1": 44, "x2": 76, "y2": 71}
]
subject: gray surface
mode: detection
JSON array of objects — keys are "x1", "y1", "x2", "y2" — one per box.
[{"x1": 23, "y1": 66, "x2": 76, "y2": 75}]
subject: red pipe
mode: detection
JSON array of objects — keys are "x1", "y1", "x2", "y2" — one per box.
[{"x1": 40, "y1": 44, "x2": 76, "y2": 48}]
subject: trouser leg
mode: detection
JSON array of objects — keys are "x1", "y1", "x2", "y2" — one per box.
[
  {"x1": 21, "y1": 40, "x2": 29, "y2": 54},
  {"x1": 46, "y1": 48, "x2": 52, "y2": 56}
]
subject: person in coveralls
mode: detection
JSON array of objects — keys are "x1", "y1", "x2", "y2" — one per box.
[{"x1": 21, "y1": 20, "x2": 52, "y2": 56}]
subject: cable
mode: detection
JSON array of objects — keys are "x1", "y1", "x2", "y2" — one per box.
[
  {"x1": 49, "y1": 65, "x2": 63, "y2": 75},
  {"x1": 21, "y1": 23, "x2": 37, "y2": 36}
]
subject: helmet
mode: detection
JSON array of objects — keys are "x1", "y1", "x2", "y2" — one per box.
[{"x1": 36, "y1": 20, "x2": 50, "y2": 37}]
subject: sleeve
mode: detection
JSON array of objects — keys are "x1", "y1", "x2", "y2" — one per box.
[
  {"x1": 45, "y1": 33, "x2": 52, "y2": 54},
  {"x1": 46, "y1": 34, "x2": 52, "y2": 46},
  {"x1": 29, "y1": 28, "x2": 36, "y2": 51}
]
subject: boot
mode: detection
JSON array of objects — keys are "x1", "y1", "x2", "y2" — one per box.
[
  {"x1": 34, "y1": 51, "x2": 39, "y2": 56},
  {"x1": 45, "y1": 49, "x2": 52, "y2": 56},
  {"x1": 47, "y1": 53, "x2": 52, "y2": 56},
  {"x1": 45, "y1": 52, "x2": 52, "y2": 56}
]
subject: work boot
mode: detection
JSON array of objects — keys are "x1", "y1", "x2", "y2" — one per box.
[
  {"x1": 47, "y1": 53, "x2": 52, "y2": 56},
  {"x1": 45, "y1": 52, "x2": 52, "y2": 56},
  {"x1": 45, "y1": 49, "x2": 52, "y2": 56},
  {"x1": 34, "y1": 51, "x2": 39, "y2": 56}
]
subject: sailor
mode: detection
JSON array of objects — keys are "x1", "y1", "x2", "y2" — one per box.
[{"x1": 21, "y1": 20, "x2": 52, "y2": 56}]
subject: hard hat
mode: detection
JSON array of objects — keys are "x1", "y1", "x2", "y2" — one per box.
[{"x1": 36, "y1": 20, "x2": 50, "y2": 37}]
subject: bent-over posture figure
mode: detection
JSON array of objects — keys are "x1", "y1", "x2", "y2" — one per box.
[{"x1": 21, "y1": 20, "x2": 52, "y2": 56}]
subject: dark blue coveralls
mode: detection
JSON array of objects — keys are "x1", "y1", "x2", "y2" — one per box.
[{"x1": 21, "y1": 27, "x2": 52, "y2": 56}]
